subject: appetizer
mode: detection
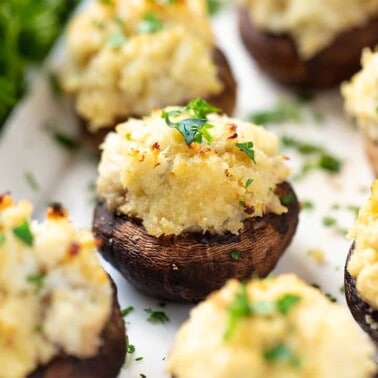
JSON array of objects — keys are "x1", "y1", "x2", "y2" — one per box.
[
  {"x1": 342, "y1": 49, "x2": 378, "y2": 176},
  {"x1": 0, "y1": 194, "x2": 126, "y2": 378},
  {"x1": 166, "y1": 274, "x2": 376, "y2": 378},
  {"x1": 59, "y1": 0, "x2": 236, "y2": 134},
  {"x1": 238, "y1": 0, "x2": 378, "y2": 89},
  {"x1": 93, "y1": 98, "x2": 299, "y2": 302},
  {"x1": 345, "y1": 180, "x2": 378, "y2": 345}
]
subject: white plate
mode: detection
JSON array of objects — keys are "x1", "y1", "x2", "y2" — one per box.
[{"x1": 0, "y1": 5, "x2": 374, "y2": 378}]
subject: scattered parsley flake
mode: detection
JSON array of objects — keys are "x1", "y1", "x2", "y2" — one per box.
[
  {"x1": 24, "y1": 171, "x2": 40, "y2": 192},
  {"x1": 280, "y1": 192, "x2": 295, "y2": 206},
  {"x1": 108, "y1": 32, "x2": 126, "y2": 49},
  {"x1": 236, "y1": 142, "x2": 256, "y2": 163},
  {"x1": 186, "y1": 98, "x2": 220, "y2": 118},
  {"x1": 145, "y1": 308, "x2": 170, "y2": 324},
  {"x1": 127, "y1": 344, "x2": 136, "y2": 354},
  {"x1": 135, "y1": 356, "x2": 144, "y2": 361},
  {"x1": 264, "y1": 344, "x2": 302, "y2": 367},
  {"x1": 26, "y1": 273, "x2": 45, "y2": 291},
  {"x1": 325, "y1": 293, "x2": 337, "y2": 303},
  {"x1": 322, "y1": 216, "x2": 336, "y2": 227},
  {"x1": 224, "y1": 284, "x2": 250, "y2": 340},
  {"x1": 301, "y1": 201, "x2": 314, "y2": 210},
  {"x1": 138, "y1": 12, "x2": 163, "y2": 34},
  {"x1": 245, "y1": 178, "x2": 254, "y2": 188},
  {"x1": 13, "y1": 220, "x2": 34, "y2": 246},
  {"x1": 0, "y1": 233, "x2": 5, "y2": 246},
  {"x1": 319, "y1": 154, "x2": 342, "y2": 173},
  {"x1": 276, "y1": 294, "x2": 301, "y2": 315},
  {"x1": 121, "y1": 306, "x2": 134, "y2": 317},
  {"x1": 140, "y1": 374, "x2": 146, "y2": 378},
  {"x1": 230, "y1": 250, "x2": 240, "y2": 260}
]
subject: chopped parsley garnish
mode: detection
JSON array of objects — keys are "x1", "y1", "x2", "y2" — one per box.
[
  {"x1": 264, "y1": 344, "x2": 302, "y2": 367},
  {"x1": 121, "y1": 306, "x2": 134, "y2": 317},
  {"x1": 107, "y1": 32, "x2": 126, "y2": 49},
  {"x1": 24, "y1": 171, "x2": 40, "y2": 192},
  {"x1": 138, "y1": 12, "x2": 163, "y2": 34},
  {"x1": 207, "y1": 0, "x2": 228, "y2": 15},
  {"x1": 45, "y1": 123, "x2": 81, "y2": 151},
  {"x1": 281, "y1": 135, "x2": 343, "y2": 178},
  {"x1": 225, "y1": 286, "x2": 301, "y2": 340},
  {"x1": 144, "y1": 308, "x2": 170, "y2": 324},
  {"x1": 0, "y1": 233, "x2": 5, "y2": 246},
  {"x1": 224, "y1": 284, "x2": 250, "y2": 340},
  {"x1": 13, "y1": 220, "x2": 34, "y2": 246},
  {"x1": 230, "y1": 250, "x2": 240, "y2": 260},
  {"x1": 280, "y1": 193, "x2": 295, "y2": 206},
  {"x1": 162, "y1": 98, "x2": 219, "y2": 145},
  {"x1": 135, "y1": 356, "x2": 144, "y2": 361},
  {"x1": 245, "y1": 178, "x2": 254, "y2": 188},
  {"x1": 249, "y1": 99, "x2": 302, "y2": 126},
  {"x1": 322, "y1": 216, "x2": 336, "y2": 227},
  {"x1": 26, "y1": 273, "x2": 45, "y2": 291},
  {"x1": 236, "y1": 142, "x2": 256, "y2": 163},
  {"x1": 301, "y1": 201, "x2": 314, "y2": 210},
  {"x1": 185, "y1": 97, "x2": 220, "y2": 118},
  {"x1": 325, "y1": 293, "x2": 337, "y2": 303},
  {"x1": 276, "y1": 294, "x2": 301, "y2": 315},
  {"x1": 127, "y1": 344, "x2": 136, "y2": 354},
  {"x1": 249, "y1": 97, "x2": 322, "y2": 126},
  {"x1": 140, "y1": 374, "x2": 146, "y2": 378}
]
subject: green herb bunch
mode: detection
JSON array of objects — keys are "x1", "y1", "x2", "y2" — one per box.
[{"x1": 0, "y1": 0, "x2": 80, "y2": 127}]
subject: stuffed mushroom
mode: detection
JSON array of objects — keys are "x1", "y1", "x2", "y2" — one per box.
[
  {"x1": 238, "y1": 0, "x2": 378, "y2": 89},
  {"x1": 342, "y1": 48, "x2": 378, "y2": 177},
  {"x1": 59, "y1": 0, "x2": 236, "y2": 135},
  {"x1": 166, "y1": 274, "x2": 377, "y2": 378},
  {"x1": 345, "y1": 180, "x2": 378, "y2": 345},
  {"x1": 0, "y1": 194, "x2": 126, "y2": 378},
  {"x1": 92, "y1": 98, "x2": 299, "y2": 302}
]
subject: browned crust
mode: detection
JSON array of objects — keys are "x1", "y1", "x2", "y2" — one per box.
[
  {"x1": 363, "y1": 135, "x2": 378, "y2": 178},
  {"x1": 81, "y1": 46, "x2": 237, "y2": 148},
  {"x1": 28, "y1": 280, "x2": 126, "y2": 378},
  {"x1": 344, "y1": 244, "x2": 378, "y2": 347},
  {"x1": 238, "y1": 7, "x2": 378, "y2": 90},
  {"x1": 92, "y1": 182, "x2": 299, "y2": 303}
]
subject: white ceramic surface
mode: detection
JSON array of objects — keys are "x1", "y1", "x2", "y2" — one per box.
[{"x1": 0, "y1": 5, "x2": 374, "y2": 378}]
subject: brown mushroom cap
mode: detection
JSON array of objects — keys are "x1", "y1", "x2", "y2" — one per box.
[
  {"x1": 28, "y1": 279, "x2": 126, "y2": 378},
  {"x1": 238, "y1": 7, "x2": 378, "y2": 90},
  {"x1": 344, "y1": 244, "x2": 378, "y2": 346},
  {"x1": 92, "y1": 182, "x2": 299, "y2": 303},
  {"x1": 81, "y1": 46, "x2": 237, "y2": 147}
]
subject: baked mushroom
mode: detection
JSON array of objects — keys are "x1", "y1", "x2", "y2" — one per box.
[
  {"x1": 345, "y1": 180, "x2": 378, "y2": 345},
  {"x1": 59, "y1": 0, "x2": 236, "y2": 136},
  {"x1": 0, "y1": 195, "x2": 126, "y2": 378},
  {"x1": 166, "y1": 274, "x2": 377, "y2": 378},
  {"x1": 341, "y1": 49, "x2": 378, "y2": 177},
  {"x1": 93, "y1": 98, "x2": 299, "y2": 302},
  {"x1": 238, "y1": 0, "x2": 378, "y2": 89}
]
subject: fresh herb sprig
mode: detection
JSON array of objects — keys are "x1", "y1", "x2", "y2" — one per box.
[
  {"x1": 0, "y1": 1, "x2": 80, "y2": 128},
  {"x1": 162, "y1": 98, "x2": 220, "y2": 145},
  {"x1": 224, "y1": 284, "x2": 301, "y2": 340}
]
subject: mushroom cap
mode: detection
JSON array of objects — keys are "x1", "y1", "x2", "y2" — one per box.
[{"x1": 93, "y1": 182, "x2": 299, "y2": 303}]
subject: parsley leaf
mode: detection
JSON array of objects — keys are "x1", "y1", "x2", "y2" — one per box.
[
  {"x1": 224, "y1": 284, "x2": 250, "y2": 340},
  {"x1": 121, "y1": 306, "x2": 134, "y2": 317},
  {"x1": 230, "y1": 250, "x2": 240, "y2": 260},
  {"x1": 186, "y1": 98, "x2": 220, "y2": 118},
  {"x1": 162, "y1": 112, "x2": 213, "y2": 145},
  {"x1": 138, "y1": 12, "x2": 163, "y2": 34},
  {"x1": 108, "y1": 32, "x2": 126, "y2": 49},
  {"x1": 26, "y1": 273, "x2": 45, "y2": 291},
  {"x1": 276, "y1": 294, "x2": 301, "y2": 315},
  {"x1": 0, "y1": 233, "x2": 5, "y2": 246},
  {"x1": 144, "y1": 308, "x2": 170, "y2": 324},
  {"x1": 13, "y1": 220, "x2": 34, "y2": 246},
  {"x1": 264, "y1": 344, "x2": 302, "y2": 367},
  {"x1": 245, "y1": 178, "x2": 254, "y2": 188},
  {"x1": 236, "y1": 142, "x2": 256, "y2": 163}
]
